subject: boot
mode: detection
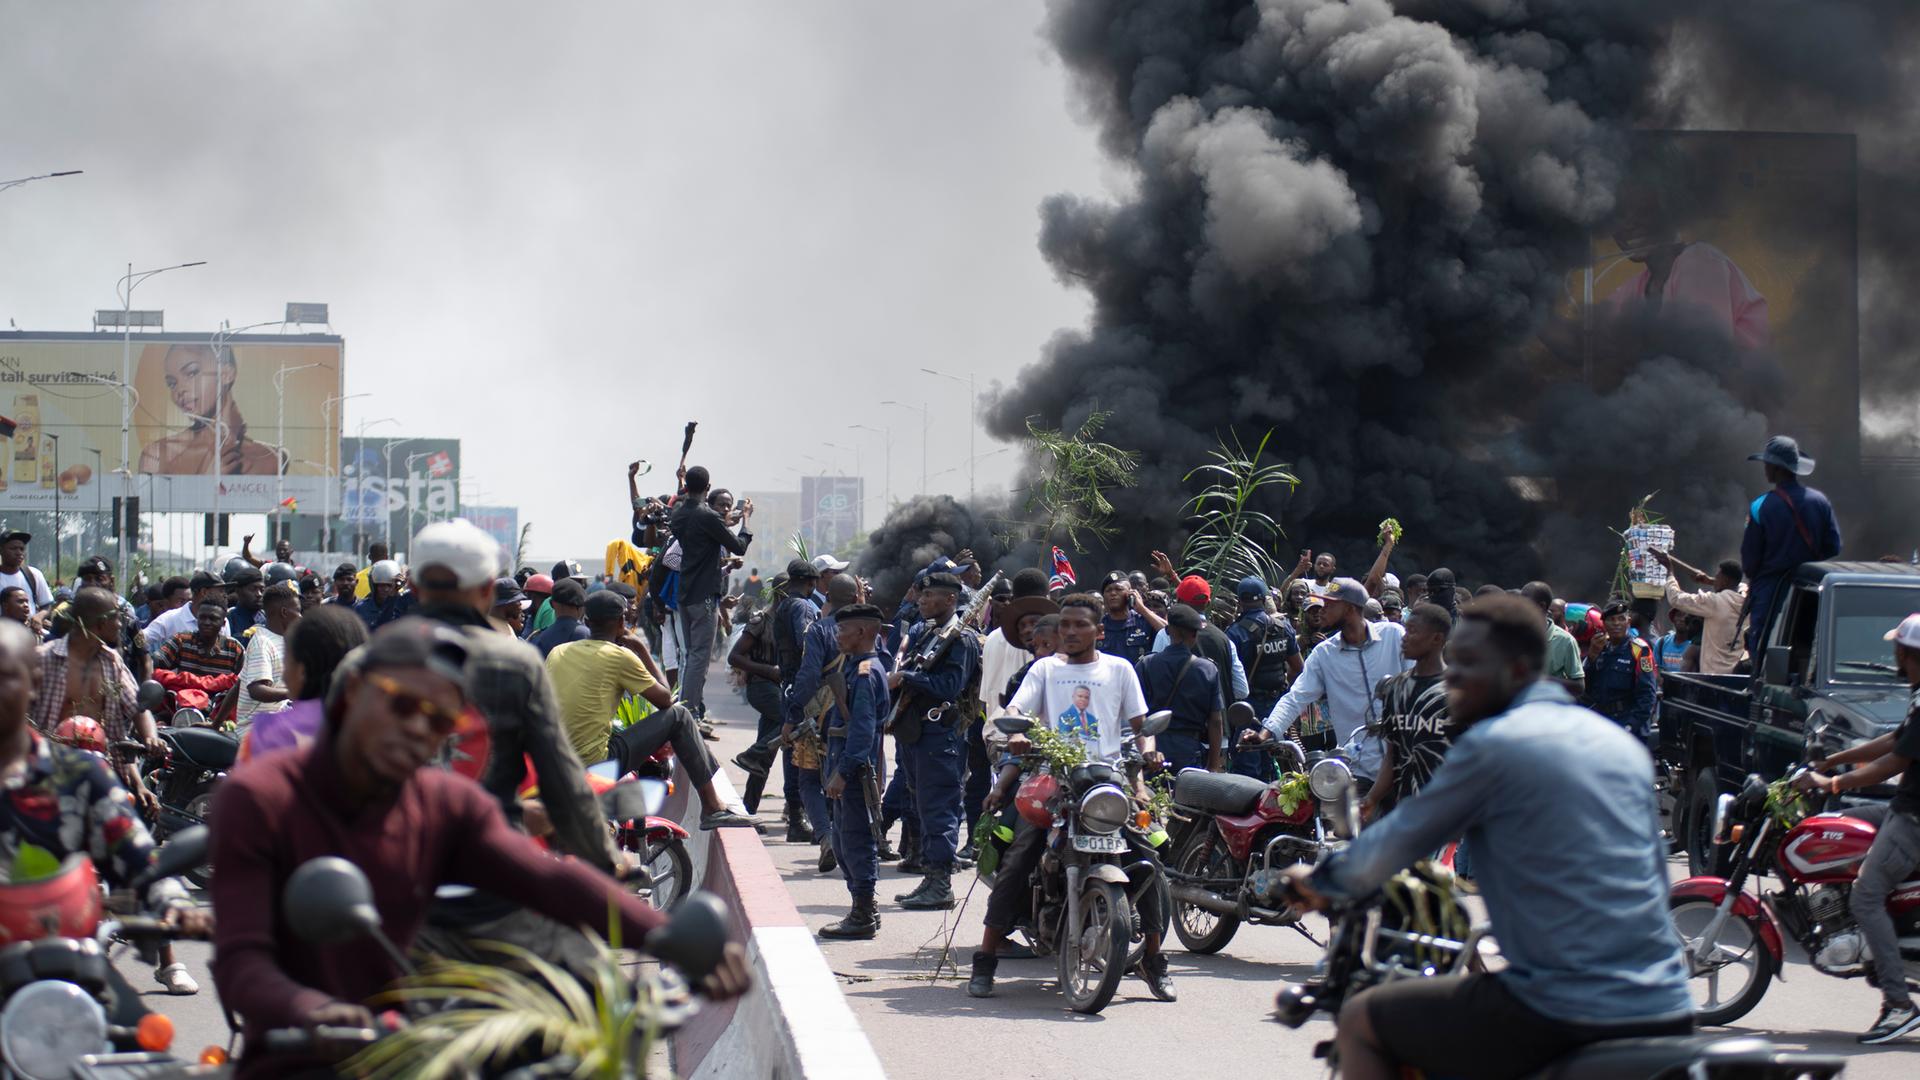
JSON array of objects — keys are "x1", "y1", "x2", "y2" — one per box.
[
  {"x1": 784, "y1": 801, "x2": 814, "y2": 844},
  {"x1": 894, "y1": 874, "x2": 934, "y2": 904},
  {"x1": 897, "y1": 821, "x2": 923, "y2": 874},
  {"x1": 818, "y1": 892, "x2": 880, "y2": 940},
  {"x1": 898, "y1": 869, "x2": 955, "y2": 911},
  {"x1": 875, "y1": 817, "x2": 901, "y2": 862},
  {"x1": 817, "y1": 840, "x2": 838, "y2": 874},
  {"x1": 966, "y1": 951, "x2": 998, "y2": 998}
]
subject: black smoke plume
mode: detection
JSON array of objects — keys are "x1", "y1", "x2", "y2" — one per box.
[
  {"x1": 861, "y1": 1, "x2": 1920, "y2": 594},
  {"x1": 853, "y1": 494, "x2": 1012, "y2": 610}
]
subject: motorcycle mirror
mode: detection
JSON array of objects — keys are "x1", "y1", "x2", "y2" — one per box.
[
  {"x1": 283, "y1": 857, "x2": 384, "y2": 946},
  {"x1": 143, "y1": 825, "x2": 210, "y2": 886},
  {"x1": 136, "y1": 680, "x2": 166, "y2": 712},
  {"x1": 599, "y1": 777, "x2": 668, "y2": 822},
  {"x1": 1138, "y1": 710, "x2": 1173, "y2": 738},
  {"x1": 1224, "y1": 701, "x2": 1256, "y2": 729},
  {"x1": 647, "y1": 890, "x2": 730, "y2": 981},
  {"x1": 994, "y1": 714, "x2": 1033, "y2": 736}
]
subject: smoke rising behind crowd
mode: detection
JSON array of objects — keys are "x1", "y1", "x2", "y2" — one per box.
[{"x1": 863, "y1": 0, "x2": 1920, "y2": 596}]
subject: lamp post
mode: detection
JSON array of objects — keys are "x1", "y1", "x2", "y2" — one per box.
[
  {"x1": 272, "y1": 361, "x2": 322, "y2": 544},
  {"x1": 880, "y1": 400, "x2": 929, "y2": 495},
  {"x1": 351, "y1": 418, "x2": 396, "y2": 558},
  {"x1": 920, "y1": 367, "x2": 976, "y2": 503},
  {"x1": 87, "y1": 448, "x2": 103, "y2": 555},
  {"x1": 45, "y1": 434, "x2": 59, "y2": 582},
  {"x1": 115, "y1": 260, "x2": 205, "y2": 582},
  {"x1": 321, "y1": 394, "x2": 370, "y2": 559},
  {"x1": 0, "y1": 170, "x2": 82, "y2": 194},
  {"x1": 404, "y1": 450, "x2": 435, "y2": 539},
  {"x1": 851, "y1": 424, "x2": 891, "y2": 512},
  {"x1": 382, "y1": 437, "x2": 419, "y2": 551}
]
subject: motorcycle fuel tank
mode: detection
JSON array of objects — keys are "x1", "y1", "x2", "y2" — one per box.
[{"x1": 1778, "y1": 814, "x2": 1876, "y2": 883}]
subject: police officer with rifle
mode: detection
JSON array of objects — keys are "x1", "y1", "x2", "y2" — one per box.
[
  {"x1": 818, "y1": 603, "x2": 892, "y2": 939},
  {"x1": 887, "y1": 571, "x2": 988, "y2": 911}
]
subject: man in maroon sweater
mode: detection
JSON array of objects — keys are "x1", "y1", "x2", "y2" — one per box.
[{"x1": 210, "y1": 619, "x2": 747, "y2": 1072}]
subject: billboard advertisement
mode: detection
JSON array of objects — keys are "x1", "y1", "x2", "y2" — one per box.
[
  {"x1": 799, "y1": 475, "x2": 863, "y2": 554},
  {"x1": 0, "y1": 332, "x2": 343, "y2": 512},
  {"x1": 338, "y1": 436, "x2": 461, "y2": 551},
  {"x1": 459, "y1": 505, "x2": 519, "y2": 564}
]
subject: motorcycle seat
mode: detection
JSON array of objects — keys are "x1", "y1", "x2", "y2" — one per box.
[
  {"x1": 1530, "y1": 1034, "x2": 1837, "y2": 1080},
  {"x1": 1175, "y1": 770, "x2": 1268, "y2": 816},
  {"x1": 164, "y1": 725, "x2": 239, "y2": 770}
]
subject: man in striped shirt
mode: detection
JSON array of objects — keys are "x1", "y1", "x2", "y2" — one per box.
[{"x1": 154, "y1": 597, "x2": 248, "y2": 726}]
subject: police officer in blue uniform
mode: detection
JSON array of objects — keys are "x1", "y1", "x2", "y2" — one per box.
[
  {"x1": 1583, "y1": 600, "x2": 1657, "y2": 743},
  {"x1": 1138, "y1": 604, "x2": 1224, "y2": 774},
  {"x1": 818, "y1": 603, "x2": 890, "y2": 940},
  {"x1": 888, "y1": 572, "x2": 981, "y2": 911},
  {"x1": 1225, "y1": 575, "x2": 1303, "y2": 780}
]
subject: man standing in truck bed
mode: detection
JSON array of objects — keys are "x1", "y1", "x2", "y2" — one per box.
[{"x1": 1741, "y1": 436, "x2": 1840, "y2": 657}]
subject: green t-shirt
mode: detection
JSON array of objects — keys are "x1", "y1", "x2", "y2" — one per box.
[
  {"x1": 1546, "y1": 623, "x2": 1584, "y2": 683},
  {"x1": 529, "y1": 597, "x2": 556, "y2": 635}
]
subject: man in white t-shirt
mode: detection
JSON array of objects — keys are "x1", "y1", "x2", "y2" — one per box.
[
  {"x1": 236, "y1": 584, "x2": 302, "y2": 731},
  {"x1": 0, "y1": 532, "x2": 53, "y2": 614},
  {"x1": 972, "y1": 593, "x2": 1173, "y2": 1002}
]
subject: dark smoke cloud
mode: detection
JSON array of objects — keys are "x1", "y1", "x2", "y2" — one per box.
[
  {"x1": 852, "y1": 495, "x2": 1013, "y2": 610},
  {"x1": 894, "y1": 0, "x2": 1920, "y2": 596}
]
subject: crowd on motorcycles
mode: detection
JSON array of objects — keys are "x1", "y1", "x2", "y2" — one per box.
[{"x1": 735, "y1": 434, "x2": 1913, "y2": 1079}]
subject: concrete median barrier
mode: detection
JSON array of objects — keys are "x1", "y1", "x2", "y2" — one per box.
[{"x1": 663, "y1": 761, "x2": 886, "y2": 1080}]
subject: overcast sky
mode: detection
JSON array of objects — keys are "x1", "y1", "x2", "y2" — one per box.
[{"x1": 0, "y1": 2, "x2": 1109, "y2": 560}]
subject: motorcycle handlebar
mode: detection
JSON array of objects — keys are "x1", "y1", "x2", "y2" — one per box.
[{"x1": 261, "y1": 1025, "x2": 379, "y2": 1054}]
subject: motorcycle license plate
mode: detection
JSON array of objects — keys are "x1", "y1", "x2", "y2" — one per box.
[{"x1": 1071, "y1": 833, "x2": 1127, "y2": 854}]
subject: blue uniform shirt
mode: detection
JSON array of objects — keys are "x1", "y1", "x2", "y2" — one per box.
[
  {"x1": 831, "y1": 651, "x2": 890, "y2": 780},
  {"x1": 1137, "y1": 643, "x2": 1223, "y2": 736},
  {"x1": 1583, "y1": 637, "x2": 1656, "y2": 736},
  {"x1": 784, "y1": 608, "x2": 837, "y2": 725},
  {"x1": 1099, "y1": 611, "x2": 1152, "y2": 665},
  {"x1": 1740, "y1": 480, "x2": 1841, "y2": 650},
  {"x1": 896, "y1": 620, "x2": 980, "y2": 710}
]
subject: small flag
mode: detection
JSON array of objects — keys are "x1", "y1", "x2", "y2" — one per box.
[
  {"x1": 1049, "y1": 546, "x2": 1077, "y2": 590},
  {"x1": 279, "y1": 496, "x2": 298, "y2": 513},
  {"x1": 426, "y1": 451, "x2": 454, "y2": 478}
]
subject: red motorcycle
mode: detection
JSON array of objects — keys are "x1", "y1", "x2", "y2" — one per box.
[
  {"x1": 1669, "y1": 767, "x2": 1920, "y2": 1024},
  {"x1": 1162, "y1": 730, "x2": 1338, "y2": 954}
]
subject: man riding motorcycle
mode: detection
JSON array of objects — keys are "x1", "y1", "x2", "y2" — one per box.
[
  {"x1": 1791, "y1": 611, "x2": 1920, "y2": 1044},
  {"x1": 1282, "y1": 594, "x2": 1692, "y2": 1080},
  {"x1": 209, "y1": 618, "x2": 751, "y2": 1077},
  {"x1": 0, "y1": 620, "x2": 211, "y2": 1005}
]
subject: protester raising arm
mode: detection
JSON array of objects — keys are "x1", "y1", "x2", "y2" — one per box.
[{"x1": 1364, "y1": 528, "x2": 1398, "y2": 598}]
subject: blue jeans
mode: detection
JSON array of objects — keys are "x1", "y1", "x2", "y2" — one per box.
[
  {"x1": 1159, "y1": 730, "x2": 1209, "y2": 774},
  {"x1": 795, "y1": 758, "x2": 830, "y2": 838},
  {"x1": 902, "y1": 719, "x2": 966, "y2": 871},
  {"x1": 825, "y1": 737, "x2": 879, "y2": 893}
]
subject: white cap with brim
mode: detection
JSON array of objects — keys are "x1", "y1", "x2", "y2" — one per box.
[
  {"x1": 1884, "y1": 614, "x2": 1920, "y2": 651},
  {"x1": 411, "y1": 520, "x2": 502, "y2": 589}
]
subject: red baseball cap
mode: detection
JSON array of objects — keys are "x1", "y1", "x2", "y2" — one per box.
[{"x1": 1174, "y1": 575, "x2": 1211, "y2": 607}]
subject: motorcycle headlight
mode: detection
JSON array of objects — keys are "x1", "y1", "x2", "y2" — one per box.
[
  {"x1": 1078, "y1": 785, "x2": 1129, "y2": 835},
  {"x1": 1308, "y1": 757, "x2": 1353, "y2": 802},
  {"x1": 1, "y1": 980, "x2": 108, "y2": 1080}
]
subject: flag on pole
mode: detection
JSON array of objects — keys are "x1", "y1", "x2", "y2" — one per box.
[{"x1": 1048, "y1": 546, "x2": 1077, "y2": 590}]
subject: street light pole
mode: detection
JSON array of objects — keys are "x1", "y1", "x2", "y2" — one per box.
[
  {"x1": 272, "y1": 361, "x2": 322, "y2": 545},
  {"x1": 920, "y1": 367, "x2": 976, "y2": 503},
  {"x1": 46, "y1": 434, "x2": 59, "y2": 582},
  {"x1": 0, "y1": 170, "x2": 82, "y2": 194},
  {"x1": 404, "y1": 450, "x2": 435, "y2": 540},
  {"x1": 116, "y1": 259, "x2": 205, "y2": 583},
  {"x1": 352, "y1": 418, "x2": 397, "y2": 559},
  {"x1": 323, "y1": 393, "x2": 371, "y2": 559},
  {"x1": 87, "y1": 448, "x2": 103, "y2": 557},
  {"x1": 880, "y1": 400, "x2": 929, "y2": 495},
  {"x1": 382, "y1": 437, "x2": 418, "y2": 552}
]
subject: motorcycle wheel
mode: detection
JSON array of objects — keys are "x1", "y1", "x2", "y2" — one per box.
[
  {"x1": 1684, "y1": 766, "x2": 1728, "y2": 878},
  {"x1": 1127, "y1": 869, "x2": 1171, "y2": 970},
  {"x1": 1668, "y1": 896, "x2": 1775, "y2": 1026},
  {"x1": 1058, "y1": 880, "x2": 1131, "y2": 1015},
  {"x1": 1171, "y1": 839, "x2": 1241, "y2": 955},
  {"x1": 182, "y1": 782, "x2": 217, "y2": 889},
  {"x1": 631, "y1": 835, "x2": 692, "y2": 912}
]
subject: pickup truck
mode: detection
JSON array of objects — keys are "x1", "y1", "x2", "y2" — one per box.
[{"x1": 1660, "y1": 560, "x2": 1920, "y2": 873}]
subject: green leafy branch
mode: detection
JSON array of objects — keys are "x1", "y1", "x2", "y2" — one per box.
[
  {"x1": 1022, "y1": 412, "x2": 1140, "y2": 548},
  {"x1": 1180, "y1": 429, "x2": 1297, "y2": 609}
]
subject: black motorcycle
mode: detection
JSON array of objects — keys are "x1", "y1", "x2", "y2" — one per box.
[{"x1": 1270, "y1": 765, "x2": 1848, "y2": 1079}]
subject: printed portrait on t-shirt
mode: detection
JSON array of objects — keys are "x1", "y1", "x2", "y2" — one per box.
[{"x1": 1057, "y1": 684, "x2": 1100, "y2": 741}]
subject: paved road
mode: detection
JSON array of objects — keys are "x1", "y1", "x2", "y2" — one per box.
[{"x1": 133, "y1": 675, "x2": 1917, "y2": 1076}]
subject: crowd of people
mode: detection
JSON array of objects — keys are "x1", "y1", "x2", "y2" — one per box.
[{"x1": 0, "y1": 429, "x2": 1913, "y2": 1078}]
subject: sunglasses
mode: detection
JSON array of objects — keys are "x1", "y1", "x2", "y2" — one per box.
[{"x1": 364, "y1": 671, "x2": 463, "y2": 735}]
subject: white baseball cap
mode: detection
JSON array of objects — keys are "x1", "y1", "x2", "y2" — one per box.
[
  {"x1": 812, "y1": 554, "x2": 850, "y2": 573},
  {"x1": 1884, "y1": 614, "x2": 1920, "y2": 651},
  {"x1": 410, "y1": 520, "x2": 501, "y2": 589}
]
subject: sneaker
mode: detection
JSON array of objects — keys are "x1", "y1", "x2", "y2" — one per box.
[
  {"x1": 1139, "y1": 953, "x2": 1177, "y2": 1002},
  {"x1": 700, "y1": 809, "x2": 758, "y2": 830},
  {"x1": 1860, "y1": 998, "x2": 1920, "y2": 1044},
  {"x1": 156, "y1": 962, "x2": 199, "y2": 996}
]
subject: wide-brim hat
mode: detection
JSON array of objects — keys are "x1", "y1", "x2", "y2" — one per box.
[
  {"x1": 1748, "y1": 434, "x2": 1815, "y2": 476},
  {"x1": 994, "y1": 594, "x2": 1059, "y2": 633}
]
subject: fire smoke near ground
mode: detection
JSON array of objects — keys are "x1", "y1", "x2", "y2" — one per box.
[{"x1": 866, "y1": 1, "x2": 1920, "y2": 595}]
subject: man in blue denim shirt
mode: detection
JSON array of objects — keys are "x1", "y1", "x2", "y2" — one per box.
[{"x1": 1286, "y1": 593, "x2": 1691, "y2": 1080}]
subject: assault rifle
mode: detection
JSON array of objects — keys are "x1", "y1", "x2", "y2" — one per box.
[{"x1": 884, "y1": 570, "x2": 1002, "y2": 735}]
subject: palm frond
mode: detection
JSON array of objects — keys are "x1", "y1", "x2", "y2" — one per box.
[
  {"x1": 1020, "y1": 411, "x2": 1141, "y2": 547},
  {"x1": 1179, "y1": 430, "x2": 1298, "y2": 616}
]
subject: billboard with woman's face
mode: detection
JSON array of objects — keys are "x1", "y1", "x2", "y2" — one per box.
[{"x1": 0, "y1": 332, "x2": 343, "y2": 511}]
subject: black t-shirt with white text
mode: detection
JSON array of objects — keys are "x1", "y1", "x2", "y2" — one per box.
[{"x1": 1379, "y1": 671, "x2": 1451, "y2": 810}]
